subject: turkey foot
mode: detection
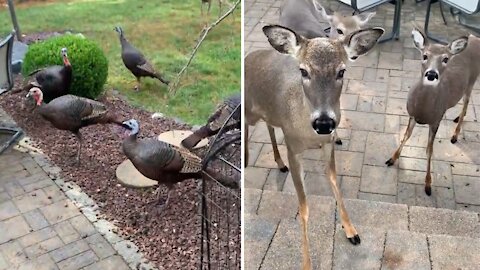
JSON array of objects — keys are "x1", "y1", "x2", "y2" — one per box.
[{"x1": 146, "y1": 186, "x2": 173, "y2": 216}]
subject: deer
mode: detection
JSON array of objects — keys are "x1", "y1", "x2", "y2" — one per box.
[
  {"x1": 201, "y1": 0, "x2": 223, "y2": 19},
  {"x1": 280, "y1": 0, "x2": 375, "y2": 145},
  {"x1": 386, "y1": 26, "x2": 478, "y2": 196},
  {"x1": 245, "y1": 23, "x2": 384, "y2": 269},
  {"x1": 279, "y1": 0, "x2": 376, "y2": 40}
]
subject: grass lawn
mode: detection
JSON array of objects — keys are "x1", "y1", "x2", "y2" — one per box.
[{"x1": 0, "y1": 0, "x2": 241, "y2": 124}]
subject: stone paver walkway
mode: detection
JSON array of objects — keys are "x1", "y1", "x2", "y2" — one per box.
[
  {"x1": 0, "y1": 108, "x2": 148, "y2": 269},
  {"x1": 0, "y1": 147, "x2": 130, "y2": 270},
  {"x1": 245, "y1": 0, "x2": 480, "y2": 269}
]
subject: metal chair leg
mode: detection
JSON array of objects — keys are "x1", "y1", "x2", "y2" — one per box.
[
  {"x1": 0, "y1": 127, "x2": 22, "y2": 155},
  {"x1": 379, "y1": 0, "x2": 402, "y2": 43},
  {"x1": 424, "y1": 0, "x2": 447, "y2": 44},
  {"x1": 439, "y1": 1, "x2": 448, "y2": 25}
]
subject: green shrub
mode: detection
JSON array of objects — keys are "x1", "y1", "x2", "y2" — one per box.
[{"x1": 22, "y1": 34, "x2": 108, "y2": 99}]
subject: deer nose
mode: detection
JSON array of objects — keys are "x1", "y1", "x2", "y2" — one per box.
[
  {"x1": 312, "y1": 114, "x2": 336, "y2": 135},
  {"x1": 425, "y1": 70, "x2": 439, "y2": 81}
]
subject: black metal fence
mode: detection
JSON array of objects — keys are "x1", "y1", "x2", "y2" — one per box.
[{"x1": 199, "y1": 104, "x2": 241, "y2": 269}]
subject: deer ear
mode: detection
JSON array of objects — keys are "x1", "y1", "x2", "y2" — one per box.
[
  {"x1": 449, "y1": 36, "x2": 468, "y2": 55},
  {"x1": 262, "y1": 25, "x2": 305, "y2": 56},
  {"x1": 412, "y1": 27, "x2": 427, "y2": 51},
  {"x1": 355, "y1": 11, "x2": 376, "y2": 26},
  {"x1": 313, "y1": 0, "x2": 332, "y2": 22},
  {"x1": 344, "y1": 27, "x2": 384, "y2": 61}
]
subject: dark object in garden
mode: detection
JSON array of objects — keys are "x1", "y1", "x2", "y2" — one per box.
[
  {"x1": 181, "y1": 93, "x2": 240, "y2": 150},
  {"x1": 114, "y1": 26, "x2": 169, "y2": 91},
  {"x1": 121, "y1": 119, "x2": 238, "y2": 212},
  {"x1": 27, "y1": 87, "x2": 124, "y2": 163},
  {"x1": 24, "y1": 47, "x2": 72, "y2": 102}
]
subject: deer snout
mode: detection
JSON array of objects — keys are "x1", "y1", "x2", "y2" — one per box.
[
  {"x1": 425, "y1": 70, "x2": 439, "y2": 82},
  {"x1": 312, "y1": 114, "x2": 336, "y2": 135}
]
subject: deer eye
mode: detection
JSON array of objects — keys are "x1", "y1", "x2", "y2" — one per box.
[
  {"x1": 442, "y1": 57, "x2": 449, "y2": 64},
  {"x1": 337, "y1": 69, "x2": 346, "y2": 79},
  {"x1": 300, "y1": 68, "x2": 309, "y2": 78},
  {"x1": 423, "y1": 55, "x2": 428, "y2": 61},
  {"x1": 336, "y1": 29, "x2": 344, "y2": 35}
]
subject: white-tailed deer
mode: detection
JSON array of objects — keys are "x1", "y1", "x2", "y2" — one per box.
[
  {"x1": 201, "y1": 0, "x2": 223, "y2": 18},
  {"x1": 279, "y1": 0, "x2": 376, "y2": 39},
  {"x1": 245, "y1": 25, "x2": 384, "y2": 269},
  {"x1": 280, "y1": 0, "x2": 375, "y2": 145},
  {"x1": 386, "y1": 26, "x2": 478, "y2": 196}
]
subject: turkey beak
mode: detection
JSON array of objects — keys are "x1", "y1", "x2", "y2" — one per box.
[{"x1": 26, "y1": 93, "x2": 31, "y2": 98}]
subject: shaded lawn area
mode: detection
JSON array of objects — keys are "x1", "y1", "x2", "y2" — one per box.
[{"x1": 0, "y1": 0, "x2": 241, "y2": 124}]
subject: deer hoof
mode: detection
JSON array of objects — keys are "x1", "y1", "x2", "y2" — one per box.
[
  {"x1": 453, "y1": 116, "x2": 460, "y2": 123},
  {"x1": 425, "y1": 186, "x2": 432, "y2": 196},
  {"x1": 385, "y1": 158, "x2": 395, "y2": 166},
  {"x1": 348, "y1": 234, "x2": 361, "y2": 245},
  {"x1": 280, "y1": 166, "x2": 289, "y2": 173},
  {"x1": 450, "y1": 136, "x2": 458, "y2": 144},
  {"x1": 335, "y1": 139, "x2": 343, "y2": 145}
]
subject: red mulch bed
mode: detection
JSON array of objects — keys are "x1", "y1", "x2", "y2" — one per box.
[{"x1": 0, "y1": 77, "x2": 203, "y2": 269}]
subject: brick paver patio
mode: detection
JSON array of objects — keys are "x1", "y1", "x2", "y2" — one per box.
[
  {"x1": 245, "y1": 0, "x2": 480, "y2": 212},
  {"x1": 0, "y1": 148, "x2": 131, "y2": 270},
  {"x1": 0, "y1": 108, "x2": 155, "y2": 270},
  {"x1": 245, "y1": 0, "x2": 480, "y2": 269}
]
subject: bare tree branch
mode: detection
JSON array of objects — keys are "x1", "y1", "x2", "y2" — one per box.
[{"x1": 168, "y1": 0, "x2": 240, "y2": 94}]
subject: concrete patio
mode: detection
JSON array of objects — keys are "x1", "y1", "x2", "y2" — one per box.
[{"x1": 244, "y1": 0, "x2": 480, "y2": 269}]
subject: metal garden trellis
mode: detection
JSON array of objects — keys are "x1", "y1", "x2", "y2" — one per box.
[{"x1": 199, "y1": 103, "x2": 241, "y2": 269}]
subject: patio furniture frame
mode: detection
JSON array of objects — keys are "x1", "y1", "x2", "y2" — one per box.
[
  {"x1": 0, "y1": 30, "x2": 22, "y2": 155},
  {"x1": 336, "y1": 0, "x2": 402, "y2": 42},
  {"x1": 425, "y1": 0, "x2": 480, "y2": 44}
]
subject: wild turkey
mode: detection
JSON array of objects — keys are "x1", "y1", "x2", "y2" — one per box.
[
  {"x1": 121, "y1": 119, "x2": 238, "y2": 211},
  {"x1": 26, "y1": 87, "x2": 124, "y2": 163},
  {"x1": 181, "y1": 93, "x2": 240, "y2": 150},
  {"x1": 114, "y1": 26, "x2": 169, "y2": 91},
  {"x1": 24, "y1": 48, "x2": 72, "y2": 102}
]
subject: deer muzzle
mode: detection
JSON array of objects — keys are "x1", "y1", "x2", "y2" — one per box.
[
  {"x1": 425, "y1": 70, "x2": 439, "y2": 82},
  {"x1": 311, "y1": 114, "x2": 336, "y2": 135}
]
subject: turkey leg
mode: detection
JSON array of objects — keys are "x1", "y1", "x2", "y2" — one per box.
[
  {"x1": 134, "y1": 77, "x2": 140, "y2": 91},
  {"x1": 148, "y1": 184, "x2": 174, "y2": 215},
  {"x1": 74, "y1": 132, "x2": 82, "y2": 164}
]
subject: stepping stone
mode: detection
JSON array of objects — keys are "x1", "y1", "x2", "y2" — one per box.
[
  {"x1": 116, "y1": 160, "x2": 157, "y2": 188},
  {"x1": 157, "y1": 130, "x2": 208, "y2": 149}
]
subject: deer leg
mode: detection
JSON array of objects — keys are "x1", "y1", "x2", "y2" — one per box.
[
  {"x1": 244, "y1": 122, "x2": 249, "y2": 167},
  {"x1": 451, "y1": 95, "x2": 470, "y2": 143},
  {"x1": 218, "y1": 0, "x2": 222, "y2": 16},
  {"x1": 425, "y1": 124, "x2": 439, "y2": 196},
  {"x1": 267, "y1": 125, "x2": 288, "y2": 172},
  {"x1": 386, "y1": 116, "x2": 416, "y2": 166},
  {"x1": 325, "y1": 142, "x2": 360, "y2": 244},
  {"x1": 287, "y1": 149, "x2": 311, "y2": 270},
  {"x1": 334, "y1": 130, "x2": 342, "y2": 145}
]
